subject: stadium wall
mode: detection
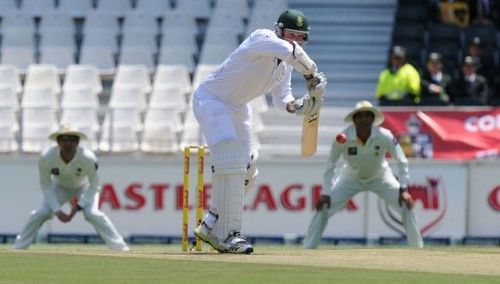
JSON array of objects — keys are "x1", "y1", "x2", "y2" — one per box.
[{"x1": 0, "y1": 156, "x2": 499, "y2": 242}]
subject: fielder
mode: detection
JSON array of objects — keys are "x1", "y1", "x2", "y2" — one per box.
[
  {"x1": 303, "y1": 101, "x2": 424, "y2": 249},
  {"x1": 193, "y1": 9, "x2": 327, "y2": 254},
  {"x1": 14, "y1": 124, "x2": 129, "y2": 251}
]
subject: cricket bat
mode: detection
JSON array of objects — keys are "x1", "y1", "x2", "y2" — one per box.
[{"x1": 301, "y1": 94, "x2": 322, "y2": 157}]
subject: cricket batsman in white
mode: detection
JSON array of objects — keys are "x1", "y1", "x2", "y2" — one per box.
[
  {"x1": 303, "y1": 101, "x2": 424, "y2": 249},
  {"x1": 14, "y1": 124, "x2": 129, "y2": 251},
  {"x1": 193, "y1": 9, "x2": 327, "y2": 254}
]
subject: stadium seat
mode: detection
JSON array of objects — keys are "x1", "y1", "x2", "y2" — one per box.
[
  {"x1": 21, "y1": 107, "x2": 58, "y2": 153},
  {"x1": 0, "y1": 86, "x2": 20, "y2": 111},
  {"x1": 0, "y1": 0, "x2": 18, "y2": 15},
  {"x1": 153, "y1": 65, "x2": 192, "y2": 95},
  {"x1": 81, "y1": 30, "x2": 118, "y2": 52},
  {"x1": 39, "y1": 49, "x2": 75, "y2": 72},
  {"x1": 207, "y1": 10, "x2": 245, "y2": 33},
  {"x1": 0, "y1": 124, "x2": 18, "y2": 153},
  {"x1": 20, "y1": 0, "x2": 56, "y2": 16},
  {"x1": 99, "y1": 124, "x2": 139, "y2": 152},
  {"x1": 61, "y1": 87, "x2": 100, "y2": 109},
  {"x1": 157, "y1": 46, "x2": 195, "y2": 72},
  {"x1": 63, "y1": 65, "x2": 103, "y2": 94},
  {"x1": 108, "y1": 86, "x2": 147, "y2": 111},
  {"x1": 122, "y1": 11, "x2": 159, "y2": 34},
  {"x1": 95, "y1": 0, "x2": 132, "y2": 16},
  {"x1": 79, "y1": 47, "x2": 116, "y2": 75},
  {"x1": 143, "y1": 107, "x2": 183, "y2": 134},
  {"x1": 24, "y1": 65, "x2": 62, "y2": 94},
  {"x1": 0, "y1": 65, "x2": 23, "y2": 94},
  {"x1": 160, "y1": 29, "x2": 197, "y2": 53},
  {"x1": 148, "y1": 86, "x2": 187, "y2": 111},
  {"x1": 57, "y1": 0, "x2": 94, "y2": 17},
  {"x1": 101, "y1": 107, "x2": 143, "y2": 132},
  {"x1": 120, "y1": 30, "x2": 157, "y2": 54},
  {"x1": 252, "y1": 0, "x2": 287, "y2": 15},
  {"x1": 1, "y1": 12, "x2": 35, "y2": 30},
  {"x1": 113, "y1": 65, "x2": 152, "y2": 94},
  {"x1": 213, "y1": 0, "x2": 249, "y2": 18},
  {"x1": 174, "y1": 0, "x2": 211, "y2": 20},
  {"x1": 83, "y1": 12, "x2": 120, "y2": 34},
  {"x1": 161, "y1": 12, "x2": 198, "y2": 34},
  {"x1": 0, "y1": 48, "x2": 35, "y2": 73},
  {"x1": 21, "y1": 86, "x2": 59, "y2": 109},
  {"x1": 0, "y1": 106, "x2": 19, "y2": 133},
  {"x1": 395, "y1": 4, "x2": 428, "y2": 24},
  {"x1": 119, "y1": 49, "x2": 156, "y2": 69},
  {"x1": 140, "y1": 124, "x2": 179, "y2": 153},
  {"x1": 464, "y1": 25, "x2": 498, "y2": 50},
  {"x1": 38, "y1": 12, "x2": 75, "y2": 38},
  {"x1": 134, "y1": 0, "x2": 171, "y2": 16}
]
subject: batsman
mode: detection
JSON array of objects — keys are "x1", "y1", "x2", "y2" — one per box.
[{"x1": 192, "y1": 9, "x2": 327, "y2": 254}]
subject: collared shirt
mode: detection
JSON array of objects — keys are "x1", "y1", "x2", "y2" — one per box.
[
  {"x1": 198, "y1": 29, "x2": 299, "y2": 111},
  {"x1": 39, "y1": 146, "x2": 100, "y2": 211},
  {"x1": 323, "y1": 125, "x2": 409, "y2": 191}
]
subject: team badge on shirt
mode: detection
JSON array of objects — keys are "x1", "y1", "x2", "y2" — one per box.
[
  {"x1": 374, "y1": 145, "x2": 380, "y2": 156},
  {"x1": 76, "y1": 168, "x2": 82, "y2": 177},
  {"x1": 51, "y1": 168, "x2": 59, "y2": 175},
  {"x1": 348, "y1": 147, "x2": 357, "y2": 155}
]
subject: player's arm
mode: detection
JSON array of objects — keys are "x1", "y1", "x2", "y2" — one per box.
[
  {"x1": 38, "y1": 156, "x2": 60, "y2": 212},
  {"x1": 316, "y1": 141, "x2": 343, "y2": 210},
  {"x1": 385, "y1": 130, "x2": 414, "y2": 208},
  {"x1": 76, "y1": 151, "x2": 100, "y2": 210}
]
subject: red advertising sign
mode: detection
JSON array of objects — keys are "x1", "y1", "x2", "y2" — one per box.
[{"x1": 381, "y1": 108, "x2": 500, "y2": 160}]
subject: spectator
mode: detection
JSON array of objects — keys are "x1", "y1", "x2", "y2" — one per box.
[
  {"x1": 451, "y1": 56, "x2": 489, "y2": 105},
  {"x1": 376, "y1": 46, "x2": 421, "y2": 106},
  {"x1": 468, "y1": 0, "x2": 500, "y2": 26},
  {"x1": 420, "y1": 52, "x2": 452, "y2": 105},
  {"x1": 465, "y1": 36, "x2": 495, "y2": 85}
]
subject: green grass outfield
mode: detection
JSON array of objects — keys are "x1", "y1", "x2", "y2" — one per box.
[{"x1": 1, "y1": 244, "x2": 500, "y2": 283}]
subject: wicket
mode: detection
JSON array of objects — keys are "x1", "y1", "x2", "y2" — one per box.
[{"x1": 182, "y1": 145, "x2": 205, "y2": 252}]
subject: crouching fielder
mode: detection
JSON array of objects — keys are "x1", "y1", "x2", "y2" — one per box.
[
  {"x1": 14, "y1": 124, "x2": 129, "y2": 251},
  {"x1": 303, "y1": 101, "x2": 424, "y2": 249},
  {"x1": 193, "y1": 9, "x2": 327, "y2": 254}
]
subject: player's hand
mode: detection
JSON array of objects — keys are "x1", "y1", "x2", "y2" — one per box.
[
  {"x1": 305, "y1": 72, "x2": 327, "y2": 92},
  {"x1": 290, "y1": 93, "x2": 323, "y2": 116},
  {"x1": 55, "y1": 211, "x2": 72, "y2": 223},
  {"x1": 398, "y1": 187, "x2": 414, "y2": 209},
  {"x1": 315, "y1": 195, "x2": 331, "y2": 211}
]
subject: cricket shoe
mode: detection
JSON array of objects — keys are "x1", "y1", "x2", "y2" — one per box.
[
  {"x1": 194, "y1": 222, "x2": 226, "y2": 253},
  {"x1": 222, "y1": 231, "x2": 254, "y2": 254}
]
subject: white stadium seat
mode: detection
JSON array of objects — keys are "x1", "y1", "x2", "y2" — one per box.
[
  {"x1": 20, "y1": 0, "x2": 56, "y2": 16},
  {"x1": 109, "y1": 86, "x2": 147, "y2": 111},
  {"x1": 140, "y1": 124, "x2": 179, "y2": 153},
  {"x1": 0, "y1": 86, "x2": 20, "y2": 111},
  {"x1": 63, "y1": 65, "x2": 103, "y2": 94},
  {"x1": 21, "y1": 87, "x2": 59, "y2": 109},
  {"x1": 113, "y1": 65, "x2": 152, "y2": 94},
  {"x1": 21, "y1": 107, "x2": 58, "y2": 153},
  {"x1": 153, "y1": 65, "x2": 192, "y2": 95},
  {"x1": 135, "y1": 0, "x2": 171, "y2": 16},
  {"x1": 57, "y1": 0, "x2": 94, "y2": 17},
  {"x1": 61, "y1": 87, "x2": 99, "y2": 109},
  {"x1": 148, "y1": 86, "x2": 186, "y2": 111},
  {"x1": 95, "y1": 0, "x2": 132, "y2": 16},
  {"x1": 0, "y1": 65, "x2": 23, "y2": 94},
  {"x1": 24, "y1": 65, "x2": 62, "y2": 94}
]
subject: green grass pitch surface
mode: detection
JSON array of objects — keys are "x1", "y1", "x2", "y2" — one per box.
[{"x1": 1, "y1": 244, "x2": 500, "y2": 283}]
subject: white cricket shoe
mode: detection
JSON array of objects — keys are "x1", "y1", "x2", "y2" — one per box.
[
  {"x1": 194, "y1": 222, "x2": 226, "y2": 253},
  {"x1": 222, "y1": 231, "x2": 254, "y2": 254}
]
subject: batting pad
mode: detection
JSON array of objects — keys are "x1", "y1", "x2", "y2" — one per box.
[{"x1": 210, "y1": 140, "x2": 247, "y2": 241}]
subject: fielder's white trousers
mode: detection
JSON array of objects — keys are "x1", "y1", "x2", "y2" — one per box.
[
  {"x1": 14, "y1": 184, "x2": 128, "y2": 251},
  {"x1": 303, "y1": 170, "x2": 424, "y2": 249}
]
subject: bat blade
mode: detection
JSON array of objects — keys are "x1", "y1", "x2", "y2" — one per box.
[{"x1": 301, "y1": 108, "x2": 320, "y2": 157}]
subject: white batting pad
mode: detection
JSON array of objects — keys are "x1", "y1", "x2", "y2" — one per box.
[{"x1": 210, "y1": 140, "x2": 247, "y2": 241}]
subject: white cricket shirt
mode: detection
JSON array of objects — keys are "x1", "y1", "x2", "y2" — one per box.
[
  {"x1": 198, "y1": 29, "x2": 301, "y2": 110},
  {"x1": 38, "y1": 146, "x2": 100, "y2": 211},
  {"x1": 323, "y1": 125, "x2": 410, "y2": 191}
]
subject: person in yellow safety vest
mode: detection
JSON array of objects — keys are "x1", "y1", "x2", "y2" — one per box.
[{"x1": 376, "y1": 45, "x2": 421, "y2": 106}]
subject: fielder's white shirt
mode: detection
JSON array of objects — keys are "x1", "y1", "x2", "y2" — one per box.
[
  {"x1": 323, "y1": 125, "x2": 410, "y2": 191},
  {"x1": 38, "y1": 146, "x2": 100, "y2": 212},
  {"x1": 198, "y1": 29, "x2": 299, "y2": 110}
]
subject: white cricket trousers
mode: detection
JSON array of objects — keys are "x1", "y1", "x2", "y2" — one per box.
[
  {"x1": 14, "y1": 185, "x2": 128, "y2": 251},
  {"x1": 303, "y1": 170, "x2": 424, "y2": 249}
]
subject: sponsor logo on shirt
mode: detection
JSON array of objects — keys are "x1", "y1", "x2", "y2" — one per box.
[
  {"x1": 348, "y1": 147, "x2": 357, "y2": 155},
  {"x1": 51, "y1": 168, "x2": 59, "y2": 175}
]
